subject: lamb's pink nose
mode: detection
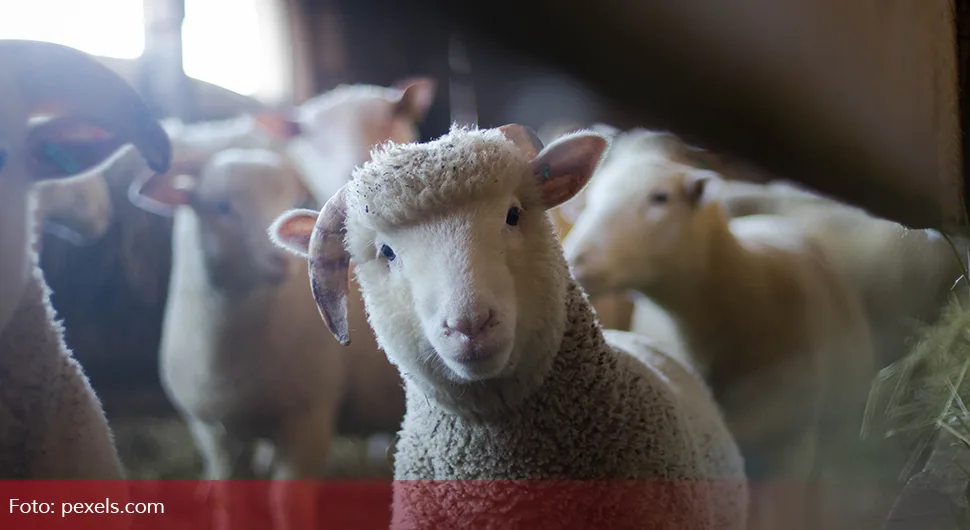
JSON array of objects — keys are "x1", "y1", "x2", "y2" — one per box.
[{"x1": 444, "y1": 308, "x2": 497, "y2": 340}]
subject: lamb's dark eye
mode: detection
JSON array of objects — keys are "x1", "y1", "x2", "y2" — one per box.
[
  {"x1": 381, "y1": 244, "x2": 396, "y2": 261},
  {"x1": 506, "y1": 206, "x2": 521, "y2": 226},
  {"x1": 215, "y1": 200, "x2": 233, "y2": 215},
  {"x1": 649, "y1": 191, "x2": 669, "y2": 204}
]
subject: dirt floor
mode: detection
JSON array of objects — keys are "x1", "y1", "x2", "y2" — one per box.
[{"x1": 110, "y1": 413, "x2": 395, "y2": 480}]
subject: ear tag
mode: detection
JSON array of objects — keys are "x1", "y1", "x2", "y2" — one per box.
[
  {"x1": 540, "y1": 163, "x2": 551, "y2": 181},
  {"x1": 40, "y1": 141, "x2": 80, "y2": 174}
]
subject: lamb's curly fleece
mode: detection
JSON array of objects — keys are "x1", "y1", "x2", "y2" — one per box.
[
  {"x1": 0, "y1": 244, "x2": 123, "y2": 479},
  {"x1": 391, "y1": 280, "x2": 746, "y2": 529}
]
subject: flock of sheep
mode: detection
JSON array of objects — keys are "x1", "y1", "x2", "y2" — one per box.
[{"x1": 1, "y1": 38, "x2": 964, "y2": 530}]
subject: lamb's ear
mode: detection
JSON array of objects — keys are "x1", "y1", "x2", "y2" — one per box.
[
  {"x1": 269, "y1": 208, "x2": 318, "y2": 258},
  {"x1": 128, "y1": 169, "x2": 199, "y2": 217},
  {"x1": 530, "y1": 131, "x2": 609, "y2": 209},
  {"x1": 391, "y1": 77, "x2": 437, "y2": 120},
  {"x1": 683, "y1": 169, "x2": 719, "y2": 207}
]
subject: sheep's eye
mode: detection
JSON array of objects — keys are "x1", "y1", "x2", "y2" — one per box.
[
  {"x1": 649, "y1": 191, "x2": 669, "y2": 204},
  {"x1": 215, "y1": 200, "x2": 233, "y2": 215},
  {"x1": 381, "y1": 244, "x2": 396, "y2": 261},
  {"x1": 506, "y1": 206, "x2": 521, "y2": 226}
]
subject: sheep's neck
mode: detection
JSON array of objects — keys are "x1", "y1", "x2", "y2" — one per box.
[{"x1": 649, "y1": 221, "x2": 810, "y2": 397}]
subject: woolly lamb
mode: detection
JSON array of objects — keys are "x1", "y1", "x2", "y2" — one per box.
[
  {"x1": 0, "y1": 40, "x2": 171, "y2": 480},
  {"x1": 270, "y1": 124, "x2": 748, "y2": 529},
  {"x1": 562, "y1": 153, "x2": 893, "y2": 530},
  {"x1": 129, "y1": 147, "x2": 404, "y2": 530}
]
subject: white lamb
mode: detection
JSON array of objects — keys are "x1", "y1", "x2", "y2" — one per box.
[
  {"x1": 128, "y1": 147, "x2": 405, "y2": 530},
  {"x1": 270, "y1": 124, "x2": 748, "y2": 529},
  {"x1": 0, "y1": 39, "x2": 171, "y2": 481},
  {"x1": 156, "y1": 77, "x2": 437, "y2": 206},
  {"x1": 562, "y1": 151, "x2": 896, "y2": 530}
]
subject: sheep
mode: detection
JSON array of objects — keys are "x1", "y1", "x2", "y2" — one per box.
[
  {"x1": 269, "y1": 124, "x2": 748, "y2": 529},
  {"x1": 0, "y1": 40, "x2": 171, "y2": 480},
  {"x1": 561, "y1": 151, "x2": 898, "y2": 530},
  {"x1": 156, "y1": 77, "x2": 437, "y2": 206},
  {"x1": 128, "y1": 147, "x2": 405, "y2": 530},
  {"x1": 713, "y1": 178, "x2": 968, "y2": 369}
]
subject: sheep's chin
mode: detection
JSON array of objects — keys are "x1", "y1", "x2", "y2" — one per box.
[{"x1": 436, "y1": 339, "x2": 515, "y2": 382}]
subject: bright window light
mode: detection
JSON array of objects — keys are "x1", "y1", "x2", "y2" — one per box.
[
  {"x1": 182, "y1": 0, "x2": 290, "y2": 102},
  {"x1": 0, "y1": 0, "x2": 145, "y2": 59}
]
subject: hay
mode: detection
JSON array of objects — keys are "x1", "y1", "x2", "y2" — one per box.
[{"x1": 862, "y1": 232, "x2": 970, "y2": 515}]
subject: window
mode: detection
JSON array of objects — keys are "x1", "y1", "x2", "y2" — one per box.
[
  {"x1": 0, "y1": 0, "x2": 145, "y2": 59},
  {"x1": 182, "y1": 0, "x2": 292, "y2": 104},
  {"x1": 0, "y1": 0, "x2": 293, "y2": 105}
]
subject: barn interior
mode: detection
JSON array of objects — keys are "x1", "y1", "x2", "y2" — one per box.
[{"x1": 2, "y1": 1, "x2": 969, "y2": 529}]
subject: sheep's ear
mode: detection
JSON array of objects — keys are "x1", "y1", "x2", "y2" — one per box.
[
  {"x1": 683, "y1": 169, "x2": 719, "y2": 207},
  {"x1": 269, "y1": 208, "x2": 318, "y2": 258},
  {"x1": 128, "y1": 169, "x2": 198, "y2": 217},
  {"x1": 5, "y1": 39, "x2": 171, "y2": 181},
  {"x1": 391, "y1": 77, "x2": 437, "y2": 120},
  {"x1": 530, "y1": 131, "x2": 609, "y2": 209},
  {"x1": 254, "y1": 109, "x2": 302, "y2": 141}
]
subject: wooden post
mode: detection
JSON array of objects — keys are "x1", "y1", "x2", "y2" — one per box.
[{"x1": 141, "y1": 0, "x2": 190, "y2": 118}]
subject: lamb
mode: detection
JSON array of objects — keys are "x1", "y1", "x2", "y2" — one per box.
[
  {"x1": 0, "y1": 40, "x2": 171, "y2": 480},
  {"x1": 128, "y1": 147, "x2": 405, "y2": 530},
  {"x1": 713, "y1": 178, "x2": 968, "y2": 369},
  {"x1": 269, "y1": 124, "x2": 748, "y2": 529},
  {"x1": 157, "y1": 77, "x2": 437, "y2": 205},
  {"x1": 561, "y1": 153, "x2": 893, "y2": 530}
]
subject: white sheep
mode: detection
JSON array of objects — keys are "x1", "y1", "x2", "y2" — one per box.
[
  {"x1": 270, "y1": 124, "x2": 748, "y2": 530},
  {"x1": 714, "y1": 178, "x2": 968, "y2": 369},
  {"x1": 129, "y1": 147, "x2": 405, "y2": 530},
  {"x1": 156, "y1": 77, "x2": 437, "y2": 206},
  {"x1": 0, "y1": 40, "x2": 171, "y2": 481},
  {"x1": 561, "y1": 152, "x2": 895, "y2": 530}
]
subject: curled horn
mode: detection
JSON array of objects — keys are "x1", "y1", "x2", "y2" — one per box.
[
  {"x1": 308, "y1": 185, "x2": 352, "y2": 345},
  {"x1": 499, "y1": 124, "x2": 545, "y2": 160}
]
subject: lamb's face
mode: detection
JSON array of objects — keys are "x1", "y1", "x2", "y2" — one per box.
[
  {"x1": 269, "y1": 124, "x2": 609, "y2": 393},
  {"x1": 352, "y1": 190, "x2": 560, "y2": 383},
  {"x1": 0, "y1": 40, "x2": 171, "y2": 333},
  {"x1": 563, "y1": 158, "x2": 719, "y2": 296},
  {"x1": 299, "y1": 79, "x2": 436, "y2": 169},
  {"x1": 132, "y1": 148, "x2": 311, "y2": 289}
]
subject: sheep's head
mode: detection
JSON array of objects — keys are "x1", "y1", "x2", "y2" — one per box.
[
  {"x1": 271, "y1": 124, "x2": 608, "y2": 386},
  {"x1": 562, "y1": 150, "x2": 724, "y2": 298},
  {"x1": 292, "y1": 77, "x2": 437, "y2": 165},
  {"x1": 0, "y1": 39, "x2": 171, "y2": 332},
  {"x1": 130, "y1": 147, "x2": 312, "y2": 290}
]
